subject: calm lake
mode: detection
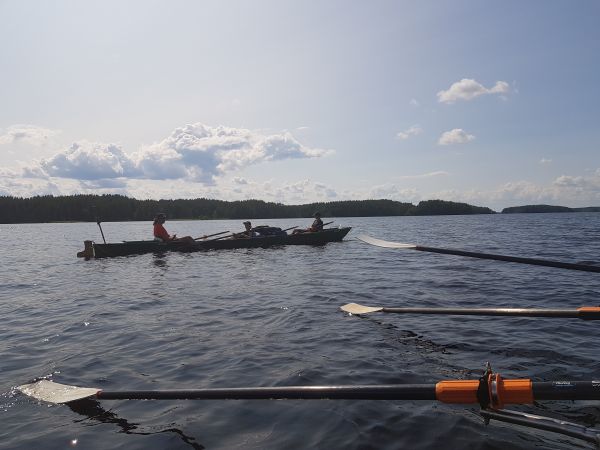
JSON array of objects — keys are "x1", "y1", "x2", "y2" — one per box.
[{"x1": 1, "y1": 213, "x2": 599, "y2": 449}]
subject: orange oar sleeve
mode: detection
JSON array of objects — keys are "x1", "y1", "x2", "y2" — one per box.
[
  {"x1": 435, "y1": 380, "x2": 479, "y2": 403},
  {"x1": 435, "y1": 379, "x2": 533, "y2": 405},
  {"x1": 578, "y1": 306, "x2": 600, "y2": 320}
]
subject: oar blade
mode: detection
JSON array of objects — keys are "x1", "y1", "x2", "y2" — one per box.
[
  {"x1": 357, "y1": 235, "x2": 416, "y2": 249},
  {"x1": 340, "y1": 303, "x2": 384, "y2": 314},
  {"x1": 18, "y1": 380, "x2": 99, "y2": 404}
]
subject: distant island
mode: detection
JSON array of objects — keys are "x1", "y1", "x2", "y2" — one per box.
[
  {"x1": 0, "y1": 195, "x2": 494, "y2": 224},
  {"x1": 502, "y1": 204, "x2": 600, "y2": 214}
]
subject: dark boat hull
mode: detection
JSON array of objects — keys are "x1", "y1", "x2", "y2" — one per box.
[{"x1": 88, "y1": 227, "x2": 352, "y2": 258}]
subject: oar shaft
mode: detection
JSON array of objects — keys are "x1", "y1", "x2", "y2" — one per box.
[
  {"x1": 415, "y1": 245, "x2": 600, "y2": 273},
  {"x1": 195, "y1": 231, "x2": 229, "y2": 240},
  {"x1": 533, "y1": 381, "x2": 600, "y2": 401},
  {"x1": 98, "y1": 385, "x2": 436, "y2": 401},
  {"x1": 96, "y1": 219, "x2": 106, "y2": 244},
  {"x1": 381, "y1": 307, "x2": 583, "y2": 319},
  {"x1": 93, "y1": 381, "x2": 600, "y2": 402}
]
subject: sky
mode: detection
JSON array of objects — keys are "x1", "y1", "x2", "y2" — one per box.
[{"x1": 1, "y1": 1, "x2": 599, "y2": 211}]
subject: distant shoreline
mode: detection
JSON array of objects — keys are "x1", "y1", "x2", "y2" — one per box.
[
  {"x1": 501, "y1": 205, "x2": 600, "y2": 214},
  {"x1": 0, "y1": 194, "x2": 598, "y2": 224}
]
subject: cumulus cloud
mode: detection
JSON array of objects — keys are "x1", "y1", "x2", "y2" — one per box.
[
  {"x1": 0, "y1": 125, "x2": 61, "y2": 146},
  {"x1": 396, "y1": 125, "x2": 423, "y2": 140},
  {"x1": 24, "y1": 123, "x2": 329, "y2": 185},
  {"x1": 40, "y1": 142, "x2": 139, "y2": 180},
  {"x1": 136, "y1": 124, "x2": 327, "y2": 183},
  {"x1": 438, "y1": 128, "x2": 475, "y2": 145},
  {"x1": 540, "y1": 158, "x2": 552, "y2": 165},
  {"x1": 437, "y1": 79, "x2": 509, "y2": 104}
]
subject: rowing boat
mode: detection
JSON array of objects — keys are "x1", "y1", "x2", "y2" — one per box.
[{"x1": 78, "y1": 227, "x2": 352, "y2": 259}]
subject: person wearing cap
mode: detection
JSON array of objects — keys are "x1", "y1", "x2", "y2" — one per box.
[
  {"x1": 309, "y1": 212, "x2": 324, "y2": 232},
  {"x1": 153, "y1": 214, "x2": 194, "y2": 243},
  {"x1": 293, "y1": 212, "x2": 324, "y2": 234}
]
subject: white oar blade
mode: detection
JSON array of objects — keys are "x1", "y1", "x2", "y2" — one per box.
[
  {"x1": 18, "y1": 380, "x2": 99, "y2": 404},
  {"x1": 340, "y1": 303, "x2": 384, "y2": 314},
  {"x1": 356, "y1": 235, "x2": 416, "y2": 249}
]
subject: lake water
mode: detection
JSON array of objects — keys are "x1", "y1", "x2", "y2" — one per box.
[{"x1": 1, "y1": 213, "x2": 599, "y2": 449}]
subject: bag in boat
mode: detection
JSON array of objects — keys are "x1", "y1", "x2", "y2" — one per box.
[{"x1": 253, "y1": 226, "x2": 286, "y2": 236}]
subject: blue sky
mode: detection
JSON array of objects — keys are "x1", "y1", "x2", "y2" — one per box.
[{"x1": 1, "y1": 1, "x2": 598, "y2": 210}]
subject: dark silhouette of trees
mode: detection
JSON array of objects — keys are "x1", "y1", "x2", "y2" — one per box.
[{"x1": 0, "y1": 194, "x2": 495, "y2": 224}]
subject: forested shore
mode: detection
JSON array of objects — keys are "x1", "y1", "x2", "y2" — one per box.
[{"x1": 0, "y1": 195, "x2": 494, "y2": 224}]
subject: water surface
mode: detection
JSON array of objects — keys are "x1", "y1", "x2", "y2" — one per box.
[{"x1": 1, "y1": 214, "x2": 599, "y2": 449}]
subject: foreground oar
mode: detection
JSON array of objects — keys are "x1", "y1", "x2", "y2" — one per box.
[
  {"x1": 341, "y1": 303, "x2": 600, "y2": 320},
  {"x1": 17, "y1": 377, "x2": 600, "y2": 405},
  {"x1": 194, "y1": 230, "x2": 230, "y2": 240},
  {"x1": 357, "y1": 235, "x2": 600, "y2": 273}
]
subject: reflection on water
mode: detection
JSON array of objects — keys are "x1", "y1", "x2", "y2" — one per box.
[{"x1": 68, "y1": 399, "x2": 205, "y2": 449}]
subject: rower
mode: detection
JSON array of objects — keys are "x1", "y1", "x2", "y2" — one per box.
[
  {"x1": 153, "y1": 213, "x2": 194, "y2": 243},
  {"x1": 293, "y1": 212, "x2": 324, "y2": 234},
  {"x1": 241, "y1": 221, "x2": 257, "y2": 238}
]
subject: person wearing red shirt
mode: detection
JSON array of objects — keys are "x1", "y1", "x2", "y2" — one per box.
[{"x1": 153, "y1": 214, "x2": 194, "y2": 243}]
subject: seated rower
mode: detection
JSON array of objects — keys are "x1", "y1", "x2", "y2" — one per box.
[
  {"x1": 153, "y1": 213, "x2": 194, "y2": 243},
  {"x1": 238, "y1": 221, "x2": 257, "y2": 238},
  {"x1": 293, "y1": 212, "x2": 324, "y2": 234}
]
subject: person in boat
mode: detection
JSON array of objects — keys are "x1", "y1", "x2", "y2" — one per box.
[
  {"x1": 238, "y1": 221, "x2": 257, "y2": 238},
  {"x1": 293, "y1": 212, "x2": 324, "y2": 234},
  {"x1": 153, "y1": 214, "x2": 194, "y2": 243}
]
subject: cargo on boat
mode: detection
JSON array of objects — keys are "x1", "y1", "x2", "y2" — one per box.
[{"x1": 78, "y1": 227, "x2": 352, "y2": 259}]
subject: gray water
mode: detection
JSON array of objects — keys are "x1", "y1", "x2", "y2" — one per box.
[{"x1": 1, "y1": 214, "x2": 599, "y2": 449}]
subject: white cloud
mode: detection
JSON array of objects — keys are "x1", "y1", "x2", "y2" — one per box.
[
  {"x1": 437, "y1": 78, "x2": 510, "y2": 104},
  {"x1": 396, "y1": 125, "x2": 422, "y2": 140},
  {"x1": 233, "y1": 176, "x2": 249, "y2": 185},
  {"x1": 136, "y1": 123, "x2": 328, "y2": 183},
  {"x1": 40, "y1": 142, "x2": 139, "y2": 180},
  {"x1": 438, "y1": 128, "x2": 475, "y2": 145},
  {"x1": 367, "y1": 184, "x2": 420, "y2": 203},
  {"x1": 22, "y1": 123, "x2": 329, "y2": 185},
  {"x1": 0, "y1": 125, "x2": 61, "y2": 146},
  {"x1": 397, "y1": 171, "x2": 449, "y2": 179},
  {"x1": 409, "y1": 98, "x2": 419, "y2": 107},
  {"x1": 428, "y1": 171, "x2": 600, "y2": 210},
  {"x1": 540, "y1": 158, "x2": 553, "y2": 165}
]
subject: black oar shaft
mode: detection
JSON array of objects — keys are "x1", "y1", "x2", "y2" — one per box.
[
  {"x1": 97, "y1": 385, "x2": 436, "y2": 401},
  {"x1": 381, "y1": 307, "x2": 581, "y2": 319},
  {"x1": 415, "y1": 245, "x2": 600, "y2": 273},
  {"x1": 195, "y1": 231, "x2": 229, "y2": 240},
  {"x1": 532, "y1": 381, "x2": 600, "y2": 401},
  {"x1": 92, "y1": 381, "x2": 600, "y2": 402}
]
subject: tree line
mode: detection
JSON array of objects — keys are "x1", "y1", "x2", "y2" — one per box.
[{"x1": 0, "y1": 195, "x2": 495, "y2": 224}]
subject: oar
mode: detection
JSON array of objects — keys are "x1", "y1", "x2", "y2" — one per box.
[
  {"x1": 17, "y1": 376, "x2": 600, "y2": 404},
  {"x1": 194, "y1": 230, "x2": 230, "y2": 241},
  {"x1": 96, "y1": 217, "x2": 106, "y2": 244},
  {"x1": 357, "y1": 235, "x2": 600, "y2": 273},
  {"x1": 340, "y1": 303, "x2": 600, "y2": 320},
  {"x1": 282, "y1": 226, "x2": 299, "y2": 232},
  {"x1": 323, "y1": 221, "x2": 334, "y2": 227}
]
